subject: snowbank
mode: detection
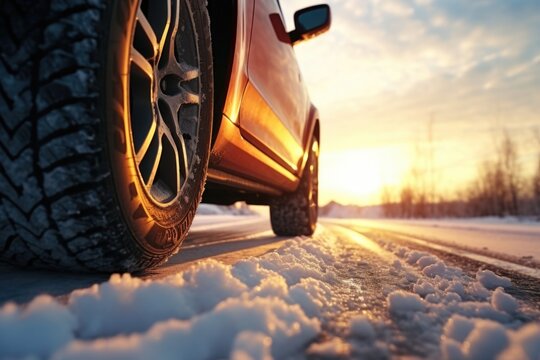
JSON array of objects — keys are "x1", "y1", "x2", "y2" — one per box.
[
  {"x1": 56, "y1": 297, "x2": 319, "y2": 360},
  {"x1": 0, "y1": 235, "x2": 342, "y2": 359}
]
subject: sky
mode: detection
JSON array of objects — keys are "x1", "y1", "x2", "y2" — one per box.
[{"x1": 280, "y1": 0, "x2": 540, "y2": 206}]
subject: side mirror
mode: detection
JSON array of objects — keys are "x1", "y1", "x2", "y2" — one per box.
[{"x1": 289, "y1": 4, "x2": 331, "y2": 45}]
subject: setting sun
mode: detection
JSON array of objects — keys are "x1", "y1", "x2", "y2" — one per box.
[{"x1": 319, "y1": 147, "x2": 410, "y2": 205}]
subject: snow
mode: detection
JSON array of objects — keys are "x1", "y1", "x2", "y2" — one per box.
[
  {"x1": 370, "y1": 233, "x2": 539, "y2": 358},
  {"x1": 189, "y1": 215, "x2": 264, "y2": 233},
  {"x1": 491, "y1": 287, "x2": 519, "y2": 314},
  {"x1": 442, "y1": 314, "x2": 475, "y2": 342},
  {"x1": 56, "y1": 297, "x2": 319, "y2": 360},
  {"x1": 230, "y1": 332, "x2": 272, "y2": 360},
  {"x1": 0, "y1": 224, "x2": 538, "y2": 359},
  {"x1": 466, "y1": 321, "x2": 509, "y2": 359},
  {"x1": 0, "y1": 295, "x2": 76, "y2": 359},
  {"x1": 0, "y1": 236, "x2": 332, "y2": 359},
  {"x1": 444, "y1": 319, "x2": 540, "y2": 359},
  {"x1": 416, "y1": 254, "x2": 439, "y2": 269},
  {"x1": 498, "y1": 323, "x2": 540, "y2": 360},
  {"x1": 68, "y1": 263, "x2": 249, "y2": 338},
  {"x1": 476, "y1": 269, "x2": 512, "y2": 290},
  {"x1": 196, "y1": 202, "x2": 256, "y2": 216},
  {"x1": 349, "y1": 315, "x2": 376, "y2": 339},
  {"x1": 343, "y1": 218, "x2": 540, "y2": 264},
  {"x1": 413, "y1": 279, "x2": 436, "y2": 297},
  {"x1": 306, "y1": 337, "x2": 351, "y2": 357},
  {"x1": 387, "y1": 291, "x2": 426, "y2": 314}
]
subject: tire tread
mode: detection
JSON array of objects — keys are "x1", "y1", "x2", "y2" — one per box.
[{"x1": 0, "y1": 0, "x2": 158, "y2": 271}]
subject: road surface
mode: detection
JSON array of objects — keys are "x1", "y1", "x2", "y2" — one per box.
[
  {"x1": 1, "y1": 216, "x2": 539, "y2": 359},
  {"x1": 2, "y1": 216, "x2": 538, "y2": 305}
]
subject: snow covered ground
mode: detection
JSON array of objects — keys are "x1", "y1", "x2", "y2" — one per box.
[
  {"x1": 1, "y1": 222, "x2": 539, "y2": 360},
  {"x1": 196, "y1": 203, "x2": 257, "y2": 216},
  {"x1": 338, "y1": 218, "x2": 540, "y2": 267}
]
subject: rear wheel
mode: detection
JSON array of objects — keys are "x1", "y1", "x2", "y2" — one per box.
[
  {"x1": 0, "y1": 0, "x2": 213, "y2": 271},
  {"x1": 270, "y1": 139, "x2": 319, "y2": 236}
]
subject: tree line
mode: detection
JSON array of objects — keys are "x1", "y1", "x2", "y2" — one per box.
[{"x1": 380, "y1": 130, "x2": 540, "y2": 219}]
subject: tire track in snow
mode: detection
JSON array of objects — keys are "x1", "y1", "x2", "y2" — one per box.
[
  {"x1": 341, "y1": 224, "x2": 540, "y2": 311},
  {"x1": 320, "y1": 222, "x2": 540, "y2": 358}
]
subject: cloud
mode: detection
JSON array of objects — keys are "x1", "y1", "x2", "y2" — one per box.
[
  {"x1": 280, "y1": 0, "x2": 540, "y2": 202},
  {"x1": 379, "y1": 0, "x2": 415, "y2": 17}
]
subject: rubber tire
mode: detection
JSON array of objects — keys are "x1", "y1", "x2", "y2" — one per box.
[
  {"x1": 270, "y1": 139, "x2": 319, "y2": 236},
  {"x1": 0, "y1": 0, "x2": 213, "y2": 272}
]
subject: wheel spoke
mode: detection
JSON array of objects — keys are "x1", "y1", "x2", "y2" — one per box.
[
  {"x1": 131, "y1": 48, "x2": 154, "y2": 80},
  {"x1": 157, "y1": 0, "x2": 172, "y2": 52},
  {"x1": 136, "y1": 119, "x2": 157, "y2": 162},
  {"x1": 159, "y1": 0, "x2": 180, "y2": 68},
  {"x1": 136, "y1": 9, "x2": 159, "y2": 58},
  {"x1": 161, "y1": 124, "x2": 184, "y2": 191},
  {"x1": 146, "y1": 135, "x2": 163, "y2": 190},
  {"x1": 158, "y1": 99, "x2": 189, "y2": 181},
  {"x1": 180, "y1": 89, "x2": 200, "y2": 105},
  {"x1": 179, "y1": 62, "x2": 200, "y2": 81},
  {"x1": 159, "y1": 97, "x2": 181, "y2": 136}
]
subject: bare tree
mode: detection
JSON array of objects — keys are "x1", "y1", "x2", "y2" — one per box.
[
  {"x1": 427, "y1": 115, "x2": 436, "y2": 216},
  {"x1": 381, "y1": 185, "x2": 398, "y2": 217},
  {"x1": 499, "y1": 131, "x2": 521, "y2": 215},
  {"x1": 533, "y1": 130, "x2": 540, "y2": 216},
  {"x1": 399, "y1": 185, "x2": 414, "y2": 218},
  {"x1": 384, "y1": 128, "x2": 536, "y2": 219},
  {"x1": 462, "y1": 130, "x2": 522, "y2": 217}
]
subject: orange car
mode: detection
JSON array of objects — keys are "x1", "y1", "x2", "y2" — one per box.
[{"x1": 0, "y1": 0, "x2": 331, "y2": 271}]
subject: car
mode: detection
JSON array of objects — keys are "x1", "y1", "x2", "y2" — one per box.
[{"x1": 0, "y1": 0, "x2": 331, "y2": 271}]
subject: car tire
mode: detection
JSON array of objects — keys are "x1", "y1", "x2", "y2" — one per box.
[
  {"x1": 270, "y1": 139, "x2": 319, "y2": 236},
  {"x1": 0, "y1": 0, "x2": 213, "y2": 271}
]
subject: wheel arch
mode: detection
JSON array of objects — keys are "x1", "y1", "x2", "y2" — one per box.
[
  {"x1": 207, "y1": 0, "x2": 238, "y2": 145},
  {"x1": 298, "y1": 104, "x2": 320, "y2": 178}
]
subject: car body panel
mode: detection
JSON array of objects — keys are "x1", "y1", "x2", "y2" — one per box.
[
  {"x1": 240, "y1": 0, "x2": 309, "y2": 172},
  {"x1": 238, "y1": 82, "x2": 304, "y2": 174},
  {"x1": 208, "y1": 0, "x2": 323, "y2": 199},
  {"x1": 209, "y1": 115, "x2": 299, "y2": 192}
]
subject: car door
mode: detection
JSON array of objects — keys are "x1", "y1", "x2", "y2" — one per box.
[{"x1": 239, "y1": 0, "x2": 308, "y2": 174}]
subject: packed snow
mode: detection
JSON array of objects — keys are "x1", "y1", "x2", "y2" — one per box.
[
  {"x1": 0, "y1": 224, "x2": 539, "y2": 359},
  {"x1": 343, "y1": 218, "x2": 540, "y2": 265},
  {"x1": 476, "y1": 269, "x2": 512, "y2": 290},
  {"x1": 196, "y1": 202, "x2": 256, "y2": 216}
]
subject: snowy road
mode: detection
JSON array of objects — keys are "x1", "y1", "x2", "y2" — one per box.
[
  {"x1": 1, "y1": 216, "x2": 539, "y2": 359},
  {"x1": 335, "y1": 218, "x2": 540, "y2": 269},
  {"x1": 0, "y1": 216, "x2": 276, "y2": 305}
]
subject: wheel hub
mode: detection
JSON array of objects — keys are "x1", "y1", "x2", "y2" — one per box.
[{"x1": 159, "y1": 74, "x2": 182, "y2": 96}]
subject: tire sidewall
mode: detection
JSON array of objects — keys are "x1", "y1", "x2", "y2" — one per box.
[
  {"x1": 102, "y1": 0, "x2": 213, "y2": 254},
  {"x1": 306, "y1": 139, "x2": 319, "y2": 234}
]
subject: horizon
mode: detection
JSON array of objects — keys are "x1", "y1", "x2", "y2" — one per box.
[{"x1": 281, "y1": 0, "x2": 540, "y2": 206}]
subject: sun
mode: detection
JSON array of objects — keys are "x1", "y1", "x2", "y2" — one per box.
[{"x1": 318, "y1": 147, "x2": 410, "y2": 205}]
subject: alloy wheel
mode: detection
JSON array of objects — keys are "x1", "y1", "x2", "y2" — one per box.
[{"x1": 129, "y1": 0, "x2": 201, "y2": 205}]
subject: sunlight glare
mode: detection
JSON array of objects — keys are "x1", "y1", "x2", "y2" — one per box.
[{"x1": 319, "y1": 147, "x2": 410, "y2": 205}]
